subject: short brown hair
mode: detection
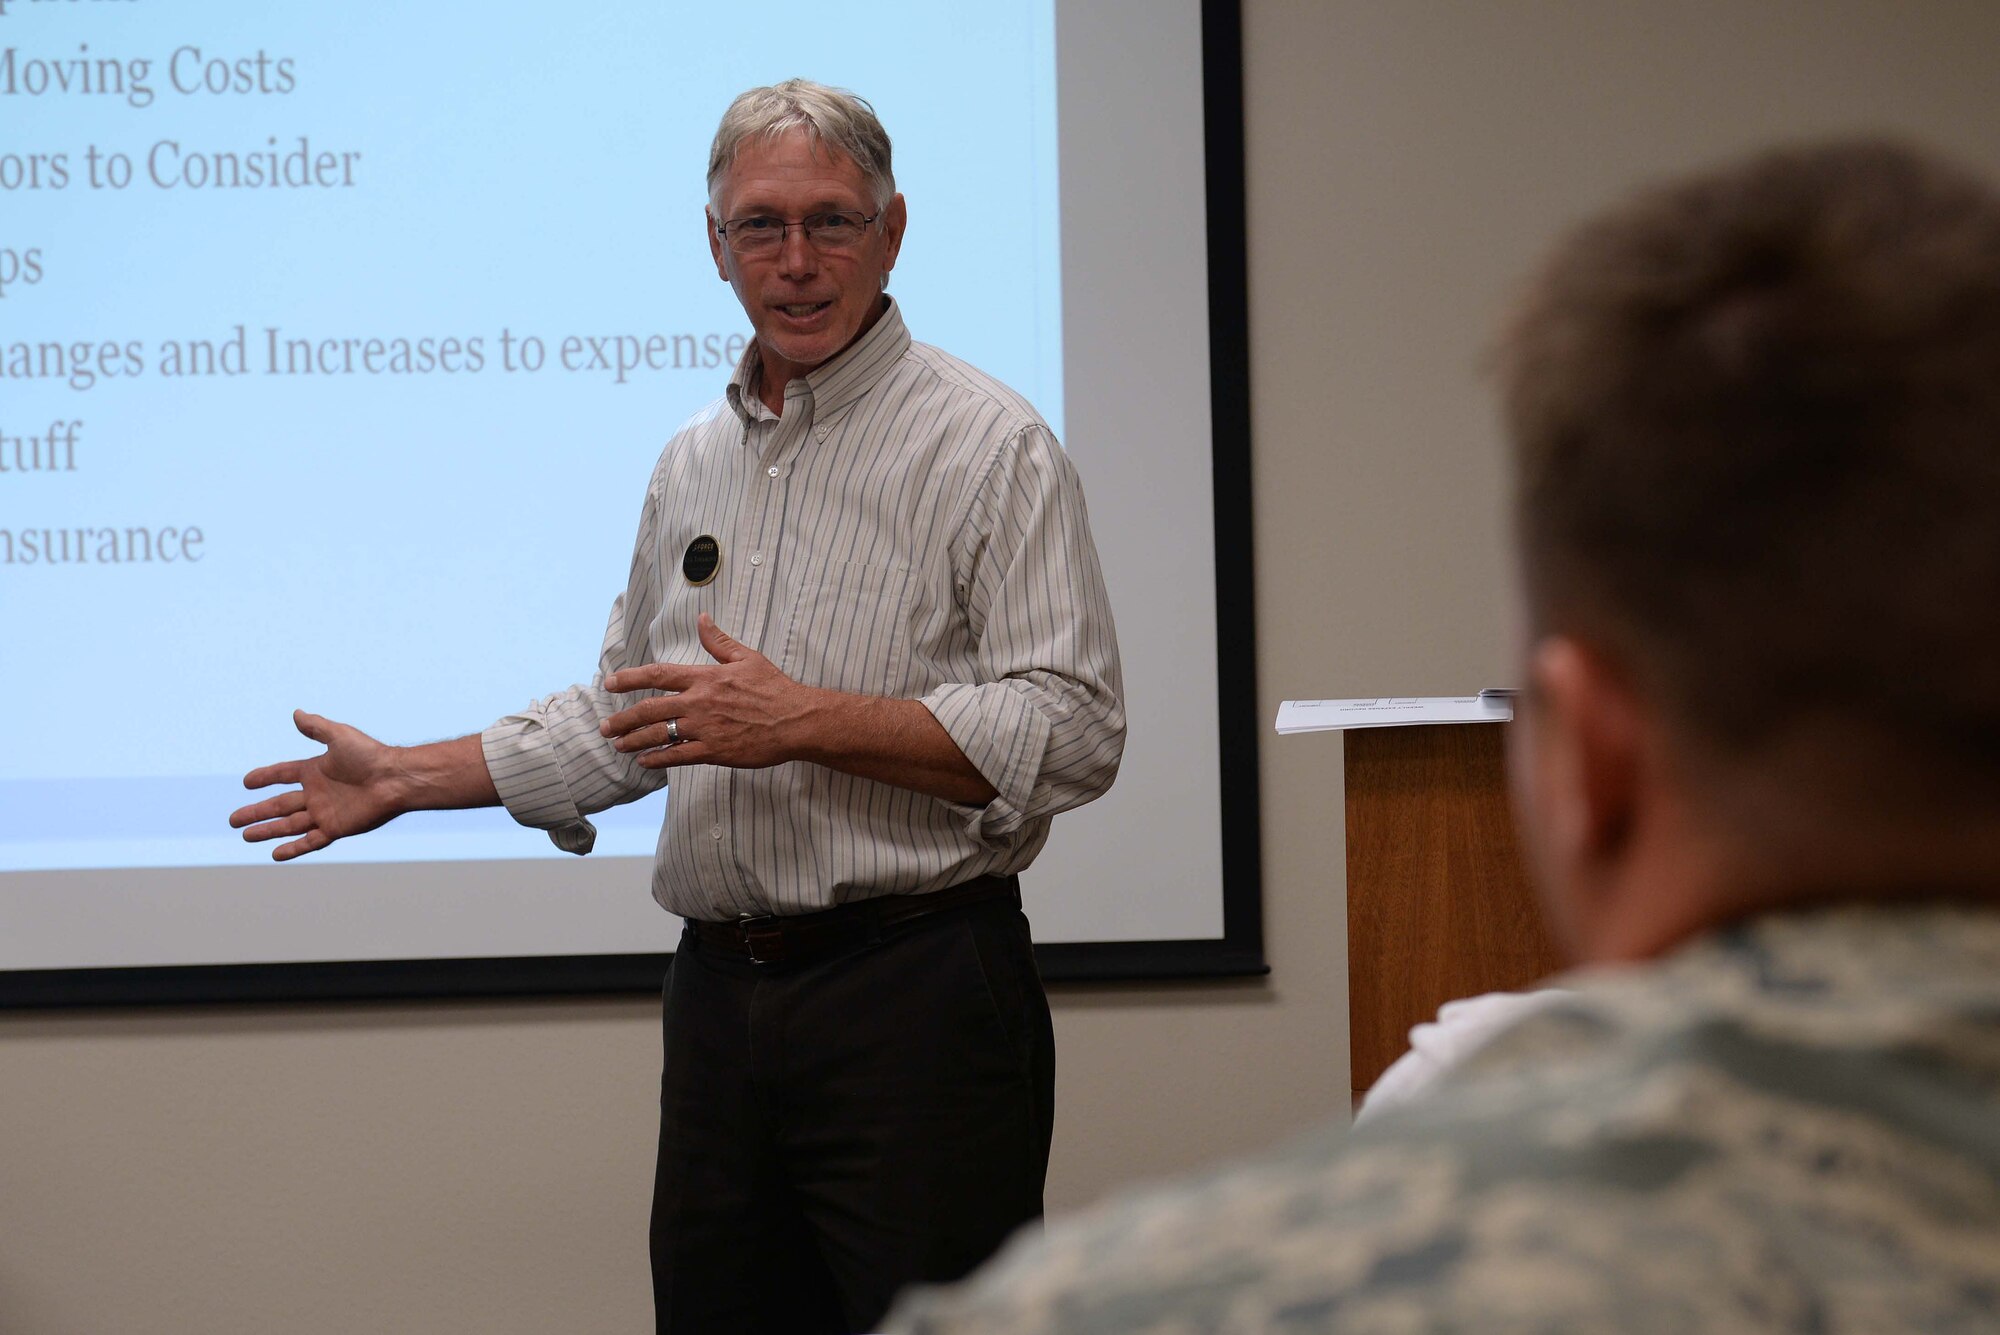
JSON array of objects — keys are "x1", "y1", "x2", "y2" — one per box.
[{"x1": 1500, "y1": 139, "x2": 2000, "y2": 813}]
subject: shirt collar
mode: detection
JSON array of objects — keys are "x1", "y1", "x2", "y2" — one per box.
[{"x1": 725, "y1": 295, "x2": 912, "y2": 427}]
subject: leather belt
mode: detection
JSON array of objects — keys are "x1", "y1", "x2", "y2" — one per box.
[{"x1": 684, "y1": 874, "x2": 1020, "y2": 968}]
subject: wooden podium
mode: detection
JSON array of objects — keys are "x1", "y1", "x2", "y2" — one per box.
[{"x1": 1344, "y1": 722, "x2": 1566, "y2": 1097}]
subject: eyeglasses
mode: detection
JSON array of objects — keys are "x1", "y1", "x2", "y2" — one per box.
[{"x1": 715, "y1": 210, "x2": 880, "y2": 255}]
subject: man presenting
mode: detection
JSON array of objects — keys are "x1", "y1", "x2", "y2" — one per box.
[
  {"x1": 885, "y1": 138, "x2": 2000, "y2": 1331},
  {"x1": 232, "y1": 79, "x2": 1124, "y2": 1334}
]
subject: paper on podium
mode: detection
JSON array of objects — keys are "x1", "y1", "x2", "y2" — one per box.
[{"x1": 1275, "y1": 691, "x2": 1515, "y2": 734}]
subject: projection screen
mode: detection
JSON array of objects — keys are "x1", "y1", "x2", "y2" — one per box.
[{"x1": 0, "y1": 0, "x2": 1262, "y2": 1002}]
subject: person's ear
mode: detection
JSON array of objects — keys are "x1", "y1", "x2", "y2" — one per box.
[
  {"x1": 707, "y1": 207, "x2": 730, "y2": 282},
  {"x1": 879, "y1": 193, "x2": 907, "y2": 279},
  {"x1": 1516, "y1": 635, "x2": 1646, "y2": 952}
]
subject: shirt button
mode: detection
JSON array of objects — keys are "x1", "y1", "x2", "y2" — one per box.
[
  {"x1": 767, "y1": 466, "x2": 780, "y2": 478},
  {"x1": 814, "y1": 426, "x2": 829, "y2": 441},
  {"x1": 710, "y1": 826, "x2": 723, "y2": 840},
  {"x1": 749, "y1": 552, "x2": 764, "y2": 566}
]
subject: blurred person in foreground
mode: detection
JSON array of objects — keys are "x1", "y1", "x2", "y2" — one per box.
[{"x1": 885, "y1": 137, "x2": 2000, "y2": 1332}]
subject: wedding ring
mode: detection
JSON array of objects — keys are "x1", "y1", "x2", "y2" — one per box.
[{"x1": 666, "y1": 718, "x2": 682, "y2": 745}]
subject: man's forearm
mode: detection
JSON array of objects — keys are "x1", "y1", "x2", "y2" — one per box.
[
  {"x1": 796, "y1": 693, "x2": 998, "y2": 806},
  {"x1": 600, "y1": 615, "x2": 1001, "y2": 806},
  {"x1": 388, "y1": 734, "x2": 502, "y2": 812}
]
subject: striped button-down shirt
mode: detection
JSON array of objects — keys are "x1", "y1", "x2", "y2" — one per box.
[{"x1": 480, "y1": 300, "x2": 1125, "y2": 921}]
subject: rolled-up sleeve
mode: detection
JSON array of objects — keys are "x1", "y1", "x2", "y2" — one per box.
[
  {"x1": 921, "y1": 424, "x2": 1125, "y2": 848},
  {"x1": 480, "y1": 476, "x2": 671, "y2": 855}
]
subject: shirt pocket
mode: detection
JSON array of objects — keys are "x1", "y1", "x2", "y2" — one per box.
[{"x1": 777, "y1": 561, "x2": 916, "y2": 697}]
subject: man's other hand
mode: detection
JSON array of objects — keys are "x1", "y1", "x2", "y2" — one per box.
[
  {"x1": 229, "y1": 711, "x2": 408, "y2": 861},
  {"x1": 602, "y1": 614, "x2": 816, "y2": 771}
]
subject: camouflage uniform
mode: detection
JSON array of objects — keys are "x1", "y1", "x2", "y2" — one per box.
[{"x1": 884, "y1": 906, "x2": 2000, "y2": 1333}]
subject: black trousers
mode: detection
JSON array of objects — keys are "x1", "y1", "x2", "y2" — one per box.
[{"x1": 650, "y1": 897, "x2": 1056, "y2": 1334}]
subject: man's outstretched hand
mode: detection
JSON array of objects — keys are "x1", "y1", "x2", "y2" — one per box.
[{"x1": 229, "y1": 711, "x2": 412, "y2": 861}]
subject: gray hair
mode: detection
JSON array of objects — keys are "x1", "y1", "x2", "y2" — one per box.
[{"x1": 707, "y1": 79, "x2": 896, "y2": 212}]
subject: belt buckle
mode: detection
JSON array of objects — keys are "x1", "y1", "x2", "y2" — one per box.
[{"x1": 735, "y1": 914, "x2": 785, "y2": 966}]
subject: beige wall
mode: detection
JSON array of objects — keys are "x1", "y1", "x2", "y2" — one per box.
[{"x1": 9, "y1": 5, "x2": 2000, "y2": 1331}]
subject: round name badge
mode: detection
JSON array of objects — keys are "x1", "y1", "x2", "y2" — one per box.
[{"x1": 682, "y1": 535, "x2": 721, "y2": 587}]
